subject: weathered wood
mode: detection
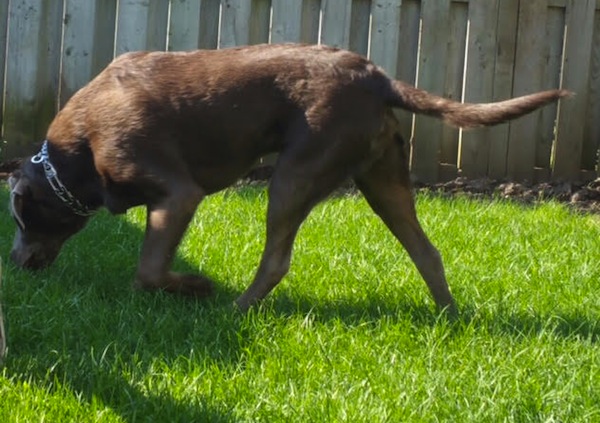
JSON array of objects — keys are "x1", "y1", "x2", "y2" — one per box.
[
  {"x1": 394, "y1": 0, "x2": 420, "y2": 145},
  {"x1": 168, "y1": 0, "x2": 202, "y2": 51},
  {"x1": 487, "y1": 0, "x2": 519, "y2": 179},
  {"x1": 249, "y1": 0, "x2": 271, "y2": 45},
  {"x1": 458, "y1": 0, "x2": 499, "y2": 178},
  {"x1": 168, "y1": 0, "x2": 222, "y2": 50},
  {"x1": 219, "y1": 0, "x2": 252, "y2": 47},
  {"x1": 3, "y1": 0, "x2": 64, "y2": 158},
  {"x1": 553, "y1": 0, "x2": 596, "y2": 180},
  {"x1": 581, "y1": 9, "x2": 600, "y2": 175},
  {"x1": 61, "y1": 0, "x2": 117, "y2": 106},
  {"x1": 440, "y1": 0, "x2": 468, "y2": 171},
  {"x1": 300, "y1": 0, "x2": 321, "y2": 44},
  {"x1": 115, "y1": 0, "x2": 169, "y2": 54},
  {"x1": 272, "y1": 0, "x2": 303, "y2": 43},
  {"x1": 536, "y1": 6, "x2": 564, "y2": 170},
  {"x1": 369, "y1": 0, "x2": 402, "y2": 76},
  {"x1": 349, "y1": 0, "x2": 371, "y2": 55},
  {"x1": 320, "y1": 0, "x2": 353, "y2": 48},
  {"x1": 198, "y1": 0, "x2": 221, "y2": 49},
  {"x1": 0, "y1": 1, "x2": 9, "y2": 141},
  {"x1": 410, "y1": 0, "x2": 451, "y2": 183},
  {"x1": 506, "y1": 0, "x2": 547, "y2": 181}
]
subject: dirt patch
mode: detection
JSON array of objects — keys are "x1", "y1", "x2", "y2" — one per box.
[{"x1": 414, "y1": 177, "x2": 600, "y2": 214}]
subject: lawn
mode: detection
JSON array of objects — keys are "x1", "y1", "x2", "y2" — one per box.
[{"x1": 0, "y1": 184, "x2": 598, "y2": 422}]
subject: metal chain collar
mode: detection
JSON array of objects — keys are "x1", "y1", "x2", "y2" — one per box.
[{"x1": 31, "y1": 141, "x2": 95, "y2": 217}]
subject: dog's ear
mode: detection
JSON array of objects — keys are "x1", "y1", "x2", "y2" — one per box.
[{"x1": 9, "y1": 173, "x2": 28, "y2": 231}]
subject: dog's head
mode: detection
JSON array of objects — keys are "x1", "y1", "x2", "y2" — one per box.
[{"x1": 8, "y1": 161, "x2": 90, "y2": 269}]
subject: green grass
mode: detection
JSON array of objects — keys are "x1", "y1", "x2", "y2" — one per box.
[{"x1": 0, "y1": 184, "x2": 599, "y2": 422}]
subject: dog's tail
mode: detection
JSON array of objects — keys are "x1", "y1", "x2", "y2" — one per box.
[{"x1": 386, "y1": 79, "x2": 571, "y2": 129}]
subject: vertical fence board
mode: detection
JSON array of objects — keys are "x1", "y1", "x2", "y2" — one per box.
[
  {"x1": 248, "y1": 0, "x2": 271, "y2": 45},
  {"x1": 536, "y1": 5, "x2": 564, "y2": 179},
  {"x1": 458, "y1": 0, "x2": 499, "y2": 178},
  {"x1": 320, "y1": 0, "x2": 353, "y2": 48},
  {"x1": 115, "y1": 0, "x2": 169, "y2": 54},
  {"x1": 0, "y1": 0, "x2": 9, "y2": 143},
  {"x1": 410, "y1": 0, "x2": 451, "y2": 183},
  {"x1": 439, "y1": 0, "x2": 468, "y2": 176},
  {"x1": 198, "y1": 0, "x2": 221, "y2": 49},
  {"x1": 169, "y1": 0, "x2": 222, "y2": 50},
  {"x1": 487, "y1": 0, "x2": 518, "y2": 179},
  {"x1": 3, "y1": 0, "x2": 64, "y2": 158},
  {"x1": 349, "y1": 0, "x2": 371, "y2": 55},
  {"x1": 169, "y1": 0, "x2": 202, "y2": 51},
  {"x1": 61, "y1": 0, "x2": 117, "y2": 106},
  {"x1": 272, "y1": 0, "x2": 302, "y2": 43},
  {"x1": 300, "y1": 0, "x2": 321, "y2": 43},
  {"x1": 219, "y1": 0, "x2": 252, "y2": 47},
  {"x1": 553, "y1": 0, "x2": 595, "y2": 180},
  {"x1": 581, "y1": 8, "x2": 600, "y2": 174},
  {"x1": 369, "y1": 0, "x2": 401, "y2": 76},
  {"x1": 395, "y1": 0, "x2": 420, "y2": 144},
  {"x1": 506, "y1": 0, "x2": 547, "y2": 181}
]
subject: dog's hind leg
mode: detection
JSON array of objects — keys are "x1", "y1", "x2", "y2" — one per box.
[
  {"x1": 354, "y1": 135, "x2": 457, "y2": 314},
  {"x1": 134, "y1": 184, "x2": 213, "y2": 297},
  {"x1": 235, "y1": 131, "x2": 357, "y2": 311}
]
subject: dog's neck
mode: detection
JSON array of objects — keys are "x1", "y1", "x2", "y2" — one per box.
[{"x1": 41, "y1": 140, "x2": 104, "y2": 212}]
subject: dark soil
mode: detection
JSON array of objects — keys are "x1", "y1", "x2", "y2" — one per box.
[{"x1": 3, "y1": 160, "x2": 599, "y2": 214}]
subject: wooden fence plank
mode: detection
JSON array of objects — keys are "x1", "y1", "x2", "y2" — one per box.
[
  {"x1": 197, "y1": 0, "x2": 221, "y2": 49},
  {"x1": 320, "y1": 0, "x2": 353, "y2": 48},
  {"x1": 249, "y1": 0, "x2": 271, "y2": 45},
  {"x1": 536, "y1": 5, "x2": 565, "y2": 179},
  {"x1": 3, "y1": 0, "x2": 64, "y2": 158},
  {"x1": 458, "y1": 0, "x2": 499, "y2": 178},
  {"x1": 582, "y1": 9, "x2": 600, "y2": 175},
  {"x1": 300, "y1": 0, "x2": 321, "y2": 44},
  {"x1": 0, "y1": 0, "x2": 9, "y2": 143},
  {"x1": 115, "y1": 0, "x2": 169, "y2": 54},
  {"x1": 349, "y1": 0, "x2": 371, "y2": 55},
  {"x1": 506, "y1": 0, "x2": 547, "y2": 181},
  {"x1": 487, "y1": 0, "x2": 519, "y2": 179},
  {"x1": 410, "y1": 0, "x2": 451, "y2": 183},
  {"x1": 439, "y1": 0, "x2": 468, "y2": 177},
  {"x1": 169, "y1": 0, "x2": 222, "y2": 50},
  {"x1": 168, "y1": 0, "x2": 202, "y2": 51},
  {"x1": 553, "y1": 0, "x2": 596, "y2": 180},
  {"x1": 272, "y1": 0, "x2": 303, "y2": 43},
  {"x1": 61, "y1": 0, "x2": 117, "y2": 106},
  {"x1": 369, "y1": 0, "x2": 402, "y2": 76},
  {"x1": 394, "y1": 0, "x2": 420, "y2": 145},
  {"x1": 219, "y1": 0, "x2": 252, "y2": 47}
]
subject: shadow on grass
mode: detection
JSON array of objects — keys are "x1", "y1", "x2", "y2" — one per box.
[{"x1": 0, "y1": 185, "x2": 597, "y2": 421}]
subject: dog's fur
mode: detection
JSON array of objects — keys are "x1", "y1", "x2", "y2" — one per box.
[{"x1": 8, "y1": 44, "x2": 568, "y2": 312}]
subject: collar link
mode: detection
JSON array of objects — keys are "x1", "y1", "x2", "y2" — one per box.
[{"x1": 31, "y1": 140, "x2": 96, "y2": 217}]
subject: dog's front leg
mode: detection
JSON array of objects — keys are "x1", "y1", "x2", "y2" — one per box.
[{"x1": 133, "y1": 186, "x2": 213, "y2": 297}]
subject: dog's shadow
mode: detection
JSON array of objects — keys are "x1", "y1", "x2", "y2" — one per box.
[{"x1": 0, "y1": 186, "x2": 598, "y2": 422}]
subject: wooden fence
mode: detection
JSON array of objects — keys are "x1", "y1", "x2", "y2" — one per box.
[{"x1": 0, "y1": 0, "x2": 599, "y2": 182}]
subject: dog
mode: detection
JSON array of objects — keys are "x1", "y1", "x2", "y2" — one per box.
[{"x1": 8, "y1": 43, "x2": 568, "y2": 313}]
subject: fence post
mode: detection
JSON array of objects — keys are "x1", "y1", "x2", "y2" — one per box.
[
  {"x1": 115, "y1": 0, "x2": 169, "y2": 54},
  {"x1": 320, "y1": 0, "x2": 353, "y2": 48}
]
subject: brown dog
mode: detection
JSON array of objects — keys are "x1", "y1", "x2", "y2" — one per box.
[{"x1": 8, "y1": 44, "x2": 568, "y2": 313}]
